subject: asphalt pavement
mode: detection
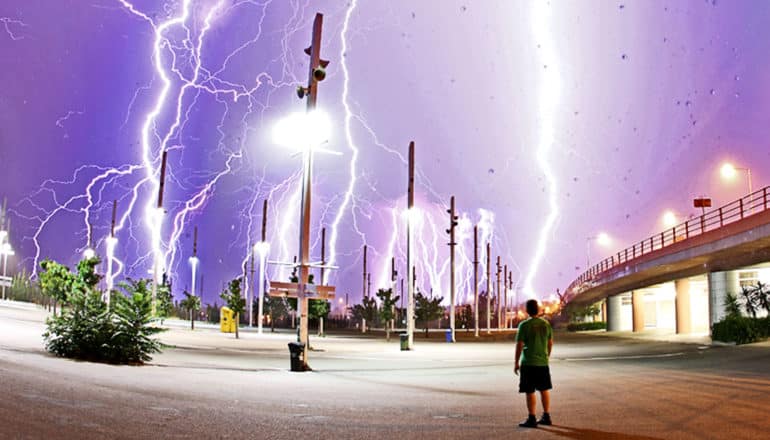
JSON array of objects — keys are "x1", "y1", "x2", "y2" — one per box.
[{"x1": 1, "y1": 301, "x2": 768, "y2": 439}]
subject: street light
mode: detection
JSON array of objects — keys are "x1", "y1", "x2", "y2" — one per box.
[
  {"x1": 720, "y1": 162, "x2": 753, "y2": 195},
  {"x1": 586, "y1": 232, "x2": 611, "y2": 268},
  {"x1": 83, "y1": 247, "x2": 95, "y2": 260},
  {"x1": 662, "y1": 210, "x2": 678, "y2": 229}
]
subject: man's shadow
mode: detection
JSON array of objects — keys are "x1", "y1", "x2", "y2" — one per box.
[{"x1": 538, "y1": 425, "x2": 662, "y2": 440}]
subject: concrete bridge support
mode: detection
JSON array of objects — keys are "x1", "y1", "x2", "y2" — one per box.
[
  {"x1": 707, "y1": 270, "x2": 739, "y2": 329},
  {"x1": 632, "y1": 291, "x2": 645, "y2": 333},
  {"x1": 675, "y1": 279, "x2": 691, "y2": 334},
  {"x1": 606, "y1": 294, "x2": 624, "y2": 332}
]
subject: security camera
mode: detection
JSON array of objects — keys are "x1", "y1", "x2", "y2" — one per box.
[{"x1": 313, "y1": 66, "x2": 326, "y2": 81}]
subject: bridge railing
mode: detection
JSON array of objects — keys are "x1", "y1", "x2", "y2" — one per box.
[{"x1": 566, "y1": 185, "x2": 770, "y2": 298}]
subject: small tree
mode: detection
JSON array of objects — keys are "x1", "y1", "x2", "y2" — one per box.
[
  {"x1": 263, "y1": 295, "x2": 288, "y2": 332},
  {"x1": 309, "y1": 299, "x2": 331, "y2": 336},
  {"x1": 179, "y1": 291, "x2": 201, "y2": 330},
  {"x1": 154, "y1": 274, "x2": 174, "y2": 323},
  {"x1": 457, "y1": 304, "x2": 473, "y2": 332},
  {"x1": 415, "y1": 290, "x2": 444, "y2": 337},
  {"x1": 376, "y1": 288, "x2": 399, "y2": 341},
  {"x1": 220, "y1": 277, "x2": 246, "y2": 339},
  {"x1": 39, "y1": 259, "x2": 75, "y2": 315},
  {"x1": 350, "y1": 296, "x2": 377, "y2": 333}
]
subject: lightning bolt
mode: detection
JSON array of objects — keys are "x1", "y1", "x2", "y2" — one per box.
[
  {"x1": 0, "y1": 17, "x2": 27, "y2": 40},
  {"x1": 523, "y1": 1, "x2": 562, "y2": 299}
]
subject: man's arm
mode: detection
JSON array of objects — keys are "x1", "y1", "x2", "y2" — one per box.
[
  {"x1": 514, "y1": 341, "x2": 524, "y2": 374},
  {"x1": 547, "y1": 338, "x2": 553, "y2": 357}
]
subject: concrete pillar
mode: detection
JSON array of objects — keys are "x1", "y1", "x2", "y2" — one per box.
[
  {"x1": 606, "y1": 294, "x2": 623, "y2": 332},
  {"x1": 675, "y1": 278, "x2": 691, "y2": 334},
  {"x1": 601, "y1": 300, "x2": 607, "y2": 322},
  {"x1": 708, "y1": 271, "x2": 738, "y2": 328},
  {"x1": 632, "y1": 291, "x2": 645, "y2": 332}
]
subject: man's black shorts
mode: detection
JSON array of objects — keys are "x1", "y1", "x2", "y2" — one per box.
[{"x1": 518, "y1": 365, "x2": 552, "y2": 393}]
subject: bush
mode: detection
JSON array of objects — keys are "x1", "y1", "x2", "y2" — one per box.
[
  {"x1": 711, "y1": 315, "x2": 766, "y2": 345},
  {"x1": 567, "y1": 321, "x2": 607, "y2": 332},
  {"x1": 44, "y1": 279, "x2": 165, "y2": 364}
]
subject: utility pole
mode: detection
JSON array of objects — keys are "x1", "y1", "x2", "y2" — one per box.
[
  {"x1": 320, "y1": 227, "x2": 326, "y2": 287},
  {"x1": 249, "y1": 237, "x2": 255, "y2": 327},
  {"x1": 473, "y1": 225, "x2": 479, "y2": 337},
  {"x1": 293, "y1": 12, "x2": 329, "y2": 368},
  {"x1": 496, "y1": 256, "x2": 502, "y2": 331},
  {"x1": 258, "y1": 198, "x2": 268, "y2": 334},
  {"x1": 446, "y1": 195, "x2": 458, "y2": 343},
  {"x1": 406, "y1": 141, "x2": 415, "y2": 350},
  {"x1": 486, "y1": 242, "x2": 491, "y2": 334},
  {"x1": 191, "y1": 225, "x2": 199, "y2": 306},
  {"x1": 509, "y1": 271, "x2": 515, "y2": 328},
  {"x1": 105, "y1": 199, "x2": 118, "y2": 300},
  {"x1": 362, "y1": 244, "x2": 367, "y2": 333},
  {"x1": 151, "y1": 150, "x2": 168, "y2": 314},
  {"x1": 503, "y1": 263, "x2": 508, "y2": 329},
  {"x1": 391, "y1": 256, "x2": 397, "y2": 334}
]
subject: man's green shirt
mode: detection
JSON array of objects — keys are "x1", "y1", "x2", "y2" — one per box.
[{"x1": 516, "y1": 317, "x2": 553, "y2": 366}]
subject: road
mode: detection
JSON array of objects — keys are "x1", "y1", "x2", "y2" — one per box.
[{"x1": 0, "y1": 301, "x2": 768, "y2": 439}]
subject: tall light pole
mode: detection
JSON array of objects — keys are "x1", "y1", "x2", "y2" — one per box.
[
  {"x1": 256, "y1": 198, "x2": 269, "y2": 334},
  {"x1": 508, "y1": 270, "x2": 514, "y2": 328},
  {"x1": 151, "y1": 149, "x2": 169, "y2": 314},
  {"x1": 473, "y1": 225, "x2": 479, "y2": 337},
  {"x1": 361, "y1": 244, "x2": 367, "y2": 333},
  {"x1": 0, "y1": 216, "x2": 13, "y2": 301},
  {"x1": 586, "y1": 232, "x2": 611, "y2": 268},
  {"x1": 105, "y1": 200, "x2": 118, "y2": 304},
  {"x1": 721, "y1": 162, "x2": 754, "y2": 212},
  {"x1": 503, "y1": 263, "x2": 508, "y2": 329},
  {"x1": 391, "y1": 256, "x2": 397, "y2": 334},
  {"x1": 496, "y1": 256, "x2": 502, "y2": 331},
  {"x1": 486, "y1": 242, "x2": 491, "y2": 334},
  {"x1": 406, "y1": 141, "x2": 416, "y2": 350},
  {"x1": 446, "y1": 195, "x2": 458, "y2": 343}
]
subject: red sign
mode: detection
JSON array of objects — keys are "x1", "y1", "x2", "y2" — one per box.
[{"x1": 693, "y1": 198, "x2": 712, "y2": 208}]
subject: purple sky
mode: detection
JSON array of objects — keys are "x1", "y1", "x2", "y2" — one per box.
[{"x1": 1, "y1": 0, "x2": 769, "y2": 307}]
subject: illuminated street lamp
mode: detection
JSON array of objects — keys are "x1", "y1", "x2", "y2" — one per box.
[
  {"x1": 720, "y1": 162, "x2": 753, "y2": 195},
  {"x1": 586, "y1": 232, "x2": 611, "y2": 268},
  {"x1": 662, "y1": 210, "x2": 678, "y2": 229}
]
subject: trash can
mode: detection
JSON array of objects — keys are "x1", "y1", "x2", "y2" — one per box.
[
  {"x1": 445, "y1": 329, "x2": 453, "y2": 343},
  {"x1": 399, "y1": 333, "x2": 409, "y2": 351},
  {"x1": 288, "y1": 342, "x2": 306, "y2": 372},
  {"x1": 220, "y1": 307, "x2": 235, "y2": 333}
]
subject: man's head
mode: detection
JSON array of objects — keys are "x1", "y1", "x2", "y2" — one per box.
[{"x1": 526, "y1": 299, "x2": 540, "y2": 317}]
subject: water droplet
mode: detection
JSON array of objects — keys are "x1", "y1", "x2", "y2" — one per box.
[
  {"x1": 619, "y1": 4, "x2": 625, "y2": 9},
  {"x1": 460, "y1": 5, "x2": 467, "y2": 12},
  {"x1": 710, "y1": 89, "x2": 716, "y2": 95},
  {"x1": 734, "y1": 92, "x2": 741, "y2": 98},
  {"x1": 621, "y1": 53, "x2": 628, "y2": 60},
  {"x1": 488, "y1": 168, "x2": 495, "y2": 174},
  {"x1": 734, "y1": 75, "x2": 740, "y2": 81},
  {"x1": 685, "y1": 100, "x2": 691, "y2": 107}
]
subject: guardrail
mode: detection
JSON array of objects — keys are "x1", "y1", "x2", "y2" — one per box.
[{"x1": 566, "y1": 185, "x2": 770, "y2": 298}]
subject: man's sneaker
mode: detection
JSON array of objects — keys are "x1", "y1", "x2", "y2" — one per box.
[
  {"x1": 537, "y1": 413, "x2": 552, "y2": 426},
  {"x1": 518, "y1": 415, "x2": 538, "y2": 428}
]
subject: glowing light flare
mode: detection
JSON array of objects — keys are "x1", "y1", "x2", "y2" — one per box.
[
  {"x1": 83, "y1": 248, "x2": 95, "y2": 259},
  {"x1": 596, "y1": 232, "x2": 611, "y2": 247},
  {"x1": 662, "y1": 211, "x2": 678, "y2": 229},
  {"x1": 272, "y1": 110, "x2": 332, "y2": 149},
  {"x1": 523, "y1": 1, "x2": 562, "y2": 299},
  {"x1": 720, "y1": 162, "x2": 737, "y2": 180}
]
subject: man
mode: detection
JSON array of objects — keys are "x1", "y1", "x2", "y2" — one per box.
[{"x1": 514, "y1": 299, "x2": 553, "y2": 428}]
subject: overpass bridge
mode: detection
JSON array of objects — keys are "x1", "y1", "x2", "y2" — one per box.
[{"x1": 565, "y1": 186, "x2": 770, "y2": 334}]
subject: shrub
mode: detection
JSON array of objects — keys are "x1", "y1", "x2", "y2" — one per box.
[
  {"x1": 567, "y1": 321, "x2": 607, "y2": 332},
  {"x1": 43, "y1": 276, "x2": 165, "y2": 364},
  {"x1": 711, "y1": 315, "x2": 763, "y2": 345}
]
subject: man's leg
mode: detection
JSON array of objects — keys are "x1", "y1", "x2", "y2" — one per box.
[
  {"x1": 540, "y1": 390, "x2": 550, "y2": 413},
  {"x1": 526, "y1": 392, "x2": 537, "y2": 416}
]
